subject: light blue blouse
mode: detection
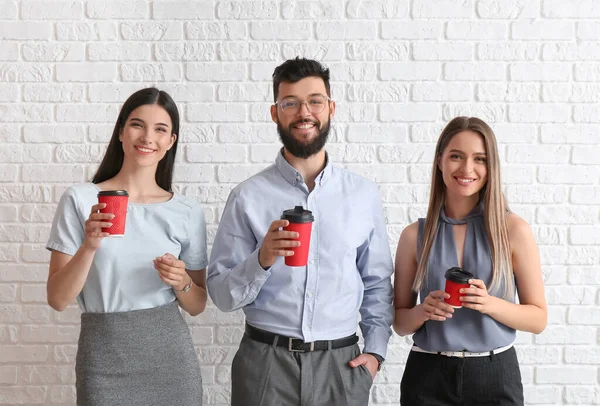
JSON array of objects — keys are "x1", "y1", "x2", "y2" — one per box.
[{"x1": 46, "y1": 183, "x2": 208, "y2": 313}]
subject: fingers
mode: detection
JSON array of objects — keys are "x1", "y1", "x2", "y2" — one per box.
[
  {"x1": 156, "y1": 264, "x2": 185, "y2": 281},
  {"x1": 86, "y1": 220, "x2": 113, "y2": 229},
  {"x1": 90, "y1": 203, "x2": 106, "y2": 214},
  {"x1": 423, "y1": 291, "x2": 454, "y2": 321},
  {"x1": 87, "y1": 231, "x2": 110, "y2": 239},
  {"x1": 263, "y1": 231, "x2": 301, "y2": 255},
  {"x1": 89, "y1": 212, "x2": 114, "y2": 221},
  {"x1": 154, "y1": 258, "x2": 184, "y2": 273},
  {"x1": 459, "y1": 287, "x2": 482, "y2": 296},
  {"x1": 423, "y1": 303, "x2": 452, "y2": 321},
  {"x1": 467, "y1": 279, "x2": 486, "y2": 289},
  {"x1": 157, "y1": 272, "x2": 182, "y2": 286},
  {"x1": 429, "y1": 290, "x2": 450, "y2": 300},
  {"x1": 460, "y1": 295, "x2": 482, "y2": 304},
  {"x1": 348, "y1": 354, "x2": 367, "y2": 367},
  {"x1": 268, "y1": 219, "x2": 289, "y2": 232},
  {"x1": 85, "y1": 212, "x2": 114, "y2": 234},
  {"x1": 265, "y1": 230, "x2": 300, "y2": 240}
]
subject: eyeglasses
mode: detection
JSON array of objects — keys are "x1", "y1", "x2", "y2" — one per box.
[{"x1": 275, "y1": 95, "x2": 332, "y2": 116}]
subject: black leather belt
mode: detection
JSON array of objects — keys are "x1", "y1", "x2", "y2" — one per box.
[{"x1": 245, "y1": 323, "x2": 358, "y2": 353}]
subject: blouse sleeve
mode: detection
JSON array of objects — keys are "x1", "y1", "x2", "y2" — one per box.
[
  {"x1": 180, "y1": 201, "x2": 208, "y2": 271},
  {"x1": 46, "y1": 186, "x2": 85, "y2": 256}
]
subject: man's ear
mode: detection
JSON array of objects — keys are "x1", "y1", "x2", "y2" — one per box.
[
  {"x1": 329, "y1": 100, "x2": 336, "y2": 119},
  {"x1": 270, "y1": 104, "x2": 278, "y2": 124}
]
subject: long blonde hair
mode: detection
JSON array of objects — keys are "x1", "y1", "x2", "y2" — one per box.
[{"x1": 413, "y1": 117, "x2": 514, "y2": 299}]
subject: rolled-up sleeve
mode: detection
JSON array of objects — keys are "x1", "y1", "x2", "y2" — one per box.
[
  {"x1": 46, "y1": 186, "x2": 85, "y2": 256},
  {"x1": 207, "y1": 189, "x2": 271, "y2": 312},
  {"x1": 356, "y1": 185, "x2": 394, "y2": 358},
  {"x1": 180, "y1": 203, "x2": 208, "y2": 271}
]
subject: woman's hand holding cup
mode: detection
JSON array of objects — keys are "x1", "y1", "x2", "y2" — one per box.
[
  {"x1": 82, "y1": 203, "x2": 114, "y2": 251},
  {"x1": 258, "y1": 219, "x2": 300, "y2": 269},
  {"x1": 421, "y1": 290, "x2": 455, "y2": 321},
  {"x1": 459, "y1": 278, "x2": 497, "y2": 314}
]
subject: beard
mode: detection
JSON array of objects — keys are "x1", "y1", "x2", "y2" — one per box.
[{"x1": 277, "y1": 118, "x2": 330, "y2": 159}]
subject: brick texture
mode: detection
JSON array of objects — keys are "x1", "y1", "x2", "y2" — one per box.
[{"x1": 0, "y1": 1, "x2": 599, "y2": 405}]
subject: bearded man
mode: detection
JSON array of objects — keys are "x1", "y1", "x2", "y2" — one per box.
[{"x1": 207, "y1": 57, "x2": 394, "y2": 406}]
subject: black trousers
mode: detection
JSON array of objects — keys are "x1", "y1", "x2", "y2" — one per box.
[{"x1": 400, "y1": 347, "x2": 524, "y2": 406}]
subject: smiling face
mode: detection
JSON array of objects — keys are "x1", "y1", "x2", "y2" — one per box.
[
  {"x1": 119, "y1": 104, "x2": 176, "y2": 169},
  {"x1": 438, "y1": 130, "x2": 488, "y2": 199},
  {"x1": 270, "y1": 76, "x2": 335, "y2": 159}
]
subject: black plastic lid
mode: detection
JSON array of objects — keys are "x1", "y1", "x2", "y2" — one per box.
[
  {"x1": 444, "y1": 267, "x2": 474, "y2": 284},
  {"x1": 97, "y1": 190, "x2": 129, "y2": 197},
  {"x1": 281, "y1": 206, "x2": 314, "y2": 223}
]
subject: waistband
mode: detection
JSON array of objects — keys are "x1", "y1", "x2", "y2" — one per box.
[
  {"x1": 245, "y1": 323, "x2": 358, "y2": 353},
  {"x1": 411, "y1": 343, "x2": 514, "y2": 358}
]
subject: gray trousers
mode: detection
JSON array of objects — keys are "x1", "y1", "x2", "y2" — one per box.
[{"x1": 231, "y1": 334, "x2": 373, "y2": 406}]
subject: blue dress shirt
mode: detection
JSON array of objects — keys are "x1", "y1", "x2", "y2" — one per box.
[{"x1": 207, "y1": 150, "x2": 394, "y2": 357}]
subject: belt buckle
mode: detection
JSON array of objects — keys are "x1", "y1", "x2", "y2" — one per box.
[{"x1": 288, "y1": 338, "x2": 314, "y2": 352}]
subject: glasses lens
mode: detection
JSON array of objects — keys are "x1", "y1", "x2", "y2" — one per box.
[
  {"x1": 307, "y1": 96, "x2": 327, "y2": 114},
  {"x1": 279, "y1": 95, "x2": 329, "y2": 115},
  {"x1": 280, "y1": 98, "x2": 299, "y2": 114}
]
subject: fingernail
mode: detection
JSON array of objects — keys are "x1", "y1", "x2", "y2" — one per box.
[
  {"x1": 110, "y1": 214, "x2": 115, "y2": 219},
  {"x1": 295, "y1": 233, "x2": 299, "y2": 238}
]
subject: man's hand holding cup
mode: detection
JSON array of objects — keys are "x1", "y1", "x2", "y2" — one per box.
[{"x1": 258, "y1": 220, "x2": 300, "y2": 269}]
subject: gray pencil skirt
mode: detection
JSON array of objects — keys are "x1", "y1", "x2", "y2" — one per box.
[{"x1": 76, "y1": 301, "x2": 202, "y2": 406}]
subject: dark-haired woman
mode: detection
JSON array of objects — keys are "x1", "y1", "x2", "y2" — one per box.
[{"x1": 46, "y1": 88, "x2": 206, "y2": 405}]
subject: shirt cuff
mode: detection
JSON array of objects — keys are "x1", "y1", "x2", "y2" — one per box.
[
  {"x1": 362, "y1": 329, "x2": 391, "y2": 359},
  {"x1": 246, "y1": 248, "x2": 271, "y2": 285}
]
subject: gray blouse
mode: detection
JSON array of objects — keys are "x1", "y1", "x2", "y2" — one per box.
[{"x1": 413, "y1": 202, "x2": 516, "y2": 352}]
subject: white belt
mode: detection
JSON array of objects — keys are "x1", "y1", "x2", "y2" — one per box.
[{"x1": 411, "y1": 343, "x2": 513, "y2": 358}]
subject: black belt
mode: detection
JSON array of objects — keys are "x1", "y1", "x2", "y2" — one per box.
[{"x1": 245, "y1": 323, "x2": 358, "y2": 353}]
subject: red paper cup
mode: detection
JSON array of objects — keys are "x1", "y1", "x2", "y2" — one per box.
[
  {"x1": 97, "y1": 190, "x2": 129, "y2": 237},
  {"x1": 281, "y1": 206, "x2": 314, "y2": 267},
  {"x1": 444, "y1": 267, "x2": 474, "y2": 308}
]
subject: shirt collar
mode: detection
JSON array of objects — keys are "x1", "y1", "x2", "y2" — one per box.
[{"x1": 275, "y1": 148, "x2": 334, "y2": 187}]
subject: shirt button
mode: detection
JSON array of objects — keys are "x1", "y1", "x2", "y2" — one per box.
[
  {"x1": 310, "y1": 259, "x2": 315, "y2": 265},
  {"x1": 307, "y1": 292, "x2": 313, "y2": 298}
]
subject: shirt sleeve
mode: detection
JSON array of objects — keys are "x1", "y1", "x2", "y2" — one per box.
[
  {"x1": 180, "y1": 202, "x2": 208, "y2": 271},
  {"x1": 207, "y1": 189, "x2": 271, "y2": 312},
  {"x1": 46, "y1": 186, "x2": 85, "y2": 256},
  {"x1": 356, "y1": 183, "x2": 394, "y2": 359}
]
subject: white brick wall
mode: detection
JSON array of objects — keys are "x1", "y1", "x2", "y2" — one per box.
[{"x1": 0, "y1": 1, "x2": 599, "y2": 405}]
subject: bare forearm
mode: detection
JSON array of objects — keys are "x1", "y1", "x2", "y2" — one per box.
[
  {"x1": 393, "y1": 304, "x2": 427, "y2": 336},
  {"x1": 175, "y1": 283, "x2": 208, "y2": 316},
  {"x1": 47, "y1": 247, "x2": 96, "y2": 311},
  {"x1": 487, "y1": 297, "x2": 547, "y2": 334}
]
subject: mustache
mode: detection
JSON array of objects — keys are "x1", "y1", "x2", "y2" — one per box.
[{"x1": 290, "y1": 118, "x2": 319, "y2": 128}]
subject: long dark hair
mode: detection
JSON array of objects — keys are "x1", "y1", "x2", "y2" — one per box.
[{"x1": 91, "y1": 87, "x2": 180, "y2": 192}]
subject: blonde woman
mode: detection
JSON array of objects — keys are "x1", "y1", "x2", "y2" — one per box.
[{"x1": 393, "y1": 117, "x2": 547, "y2": 405}]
